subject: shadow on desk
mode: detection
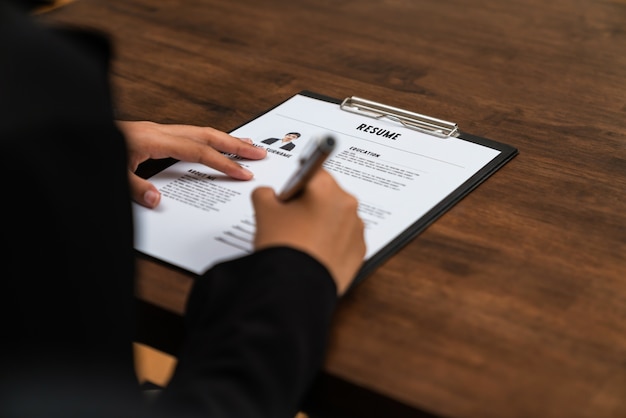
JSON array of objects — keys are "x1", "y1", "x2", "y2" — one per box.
[{"x1": 135, "y1": 300, "x2": 444, "y2": 418}]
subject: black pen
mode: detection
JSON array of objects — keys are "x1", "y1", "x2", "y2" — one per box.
[{"x1": 277, "y1": 134, "x2": 336, "y2": 201}]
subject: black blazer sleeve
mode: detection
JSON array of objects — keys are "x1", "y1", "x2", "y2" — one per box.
[{"x1": 155, "y1": 247, "x2": 338, "y2": 418}]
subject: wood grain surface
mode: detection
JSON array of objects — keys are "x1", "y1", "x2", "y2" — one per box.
[{"x1": 38, "y1": 1, "x2": 626, "y2": 417}]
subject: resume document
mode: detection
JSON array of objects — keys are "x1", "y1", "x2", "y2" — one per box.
[{"x1": 133, "y1": 93, "x2": 509, "y2": 279}]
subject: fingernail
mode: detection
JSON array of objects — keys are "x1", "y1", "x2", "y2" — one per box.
[
  {"x1": 241, "y1": 167, "x2": 254, "y2": 178},
  {"x1": 144, "y1": 190, "x2": 161, "y2": 207},
  {"x1": 240, "y1": 137, "x2": 253, "y2": 144}
]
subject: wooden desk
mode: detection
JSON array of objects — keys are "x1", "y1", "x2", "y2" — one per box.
[{"x1": 40, "y1": 1, "x2": 626, "y2": 417}]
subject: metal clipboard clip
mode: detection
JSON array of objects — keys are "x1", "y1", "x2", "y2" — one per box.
[{"x1": 340, "y1": 96, "x2": 459, "y2": 138}]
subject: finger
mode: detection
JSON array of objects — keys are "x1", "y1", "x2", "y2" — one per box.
[
  {"x1": 251, "y1": 186, "x2": 279, "y2": 209},
  {"x1": 134, "y1": 136, "x2": 256, "y2": 180},
  {"x1": 146, "y1": 133, "x2": 265, "y2": 181},
  {"x1": 119, "y1": 121, "x2": 267, "y2": 180},
  {"x1": 157, "y1": 124, "x2": 267, "y2": 160},
  {"x1": 128, "y1": 172, "x2": 161, "y2": 209}
]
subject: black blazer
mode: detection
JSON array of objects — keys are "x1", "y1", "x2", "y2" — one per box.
[{"x1": 0, "y1": 3, "x2": 337, "y2": 418}]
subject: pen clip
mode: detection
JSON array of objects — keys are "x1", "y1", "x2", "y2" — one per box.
[{"x1": 340, "y1": 96, "x2": 459, "y2": 138}]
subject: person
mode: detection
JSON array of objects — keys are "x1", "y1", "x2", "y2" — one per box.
[
  {"x1": 0, "y1": 1, "x2": 366, "y2": 418},
  {"x1": 261, "y1": 132, "x2": 301, "y2": 151}
]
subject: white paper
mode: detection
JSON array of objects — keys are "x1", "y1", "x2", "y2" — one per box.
[{"x1": 133, "y1": 94, "x2": 501, "y2": 275}]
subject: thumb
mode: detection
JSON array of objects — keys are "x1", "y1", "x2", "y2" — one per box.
[
  {"x1": 251, "y1": 185, "x2": 278, "y2": 206},
  {"x1": 128, "y1": 172, "x2": 162, "y2": 208}
]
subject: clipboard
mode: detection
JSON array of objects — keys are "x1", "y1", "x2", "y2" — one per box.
[{"x1": 134, "y1": 90, "x2": 518, "y2": 287}]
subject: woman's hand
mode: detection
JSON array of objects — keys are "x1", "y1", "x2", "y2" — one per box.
[
  {"x1": 116, "y1": 121, "x2": 267, "y2": 208},
  {"x1": 252, "y1": 169, "x2": 366, "y2": 295}
]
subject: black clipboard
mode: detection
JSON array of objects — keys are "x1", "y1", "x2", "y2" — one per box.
[
  {"x1": 289, "y1": 90, "x2": 518, "y2": 286},
  {"x1": 136, "y1": 90, "x2": 518, "y2": 287}
]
